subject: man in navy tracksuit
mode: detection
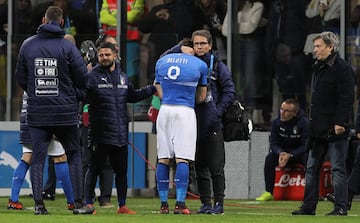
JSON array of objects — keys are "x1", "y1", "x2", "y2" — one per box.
[
  {"x1": 73, "y1": 42, "x2": 156, "y2": 215},
  {"x1": 15, "y1": 6, "x2": 88, "y2": 214},
  {"x1": 256, "y1": 99, "x2": 309, "y2": 201}
]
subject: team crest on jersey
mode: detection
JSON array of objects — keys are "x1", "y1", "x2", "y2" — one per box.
[
  {"x1": 293, "y1": 126, "x2": 298, "y2": 135},
  {"x1": 120, "y1": 75, "x2": 126, "y2": 85}
]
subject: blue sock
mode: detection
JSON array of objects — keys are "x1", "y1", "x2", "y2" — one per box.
[
  {"x1": 174, "y1": 162, "x2": 189, "y2": 203},
  {"x1": 10, "y1": 160, "x2": 29, "y2": 202},
  {"x1": 54, "y1": 162, "x2": 74, "y2": 204},
  {"x1": 156, "y1": 163, "x2": 169, "y2": 203}
]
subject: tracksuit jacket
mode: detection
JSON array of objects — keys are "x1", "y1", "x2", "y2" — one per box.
[
  {"x1": 15, "y1": 23, "x2": 88, "y2": 127},
  {"x1": 269, "y1": 109, "x2": 309, "y2": 157},
  {"x1": 86, "y1": 63, "x2": 156, "y2": 147},
  {"x1": 195, "y1": 53, "x2": 236, "y2": 138}
]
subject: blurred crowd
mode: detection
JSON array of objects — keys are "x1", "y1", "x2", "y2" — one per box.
[{"x1": 1, "y1": 0, "x2": 359, "y2": 125}]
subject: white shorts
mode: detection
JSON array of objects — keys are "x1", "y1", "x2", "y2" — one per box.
[
  {"x1": 22, "y1": 139, "x2": 65, "y2": 156},
  {"x1": 156, "y1": 104, "x2": 197, "y2": 161}
]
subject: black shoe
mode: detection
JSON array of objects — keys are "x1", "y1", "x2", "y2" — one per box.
[
  {"x1": 67, "y1": 201, "x2": 84, "y2": 210},
  {"x1": 292, "y1": 209, "x2": 315, "y2": 215},
  {"x1": 347, "y1": 202, "x2": 352, "y2": 211},
  {"x1": 42, "y1": 192, "x2": 55, "y2": 200},
  {"x1": 73, "y1": 205, "x2": 96, "y2": 214},
  {"x1": 292, "y1": 205, "x2": 315, "y2": 215},
  {"x1": 325, "y1": 193, "x2": 335, "y2": 203},
  {"x1": 206, "y1": 202, "x2": 224, "y2": 215},
  {"x1": 325, "y1": 208, "x2": 347, "y2": 216},
  {"x1": 34, "y1": 204, "x2": 48, "y2": 215}
]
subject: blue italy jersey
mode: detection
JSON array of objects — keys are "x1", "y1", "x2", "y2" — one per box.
[{"x1": 155, "y1": 53, "x2": 208, "y2": 108}]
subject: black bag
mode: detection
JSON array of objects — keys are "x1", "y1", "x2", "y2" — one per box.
[{"x1": 222, "y1": 100, "x2": 252, "y2": 142}]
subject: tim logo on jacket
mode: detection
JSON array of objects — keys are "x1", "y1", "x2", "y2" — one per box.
[{"x1": 34, "y1": 58, "x2": 59, "y2": 96}]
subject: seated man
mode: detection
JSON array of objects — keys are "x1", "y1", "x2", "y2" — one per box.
[{"x1": 256, "y1": 98, "x2": 309, "y2": 201}]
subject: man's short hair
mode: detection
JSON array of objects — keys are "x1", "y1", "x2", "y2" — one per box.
[
  {"x1": 97, "y1": 42, "x2": 116, "y2": 52},
  {"x1": 179, "y1": 38, "x2": 193, "y2": 47},
  {"x1": 45, "y1": 6, "x2": 63, "y2": 24},
  {"x1": 191, "y1": 29, "x2": 213, "y2": 46},
  {"x1": 313, "y1": 31, "x2": 340, "y2": 53},
  {"x1": 283, "y1": 98, "x2": 300, "y2": 112}
]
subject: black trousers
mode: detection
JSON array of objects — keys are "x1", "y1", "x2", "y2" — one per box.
[
  {"x1": 84, "y1": 144, "x2": 127, "y2": 205},
  {"x1": 29, "y1": 125, "x2": 82, "y2": 204},
  {"x1": 264, "y1": 151, "x2": 308, "y2": 193},
  {"x1": 81, "y1": 126, "x2": 113, "y2": 203},
  {"x1": 348, "y1": 145, "x2": 360, "y2": 199},
  {"x1": 43, "y1": 158, "x2": 56, "y2": 195},
  {"x1": 195, "y1": 130, "x2": 225, "y2": 204}
]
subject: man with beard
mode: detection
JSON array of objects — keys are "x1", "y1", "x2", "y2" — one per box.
[{"x1": 73, "y1": 42, "x2": 156, "y2": 215}]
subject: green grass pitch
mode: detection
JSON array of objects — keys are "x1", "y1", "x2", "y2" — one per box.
[{"x1": 1, "y1": 195, "x2": 359, "y2": 223}]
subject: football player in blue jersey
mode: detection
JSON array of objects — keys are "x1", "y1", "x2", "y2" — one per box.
[
  {"x1": 154, "y1": 39, "x2": 208, "y2": 214},
  {"x1": 162, "y1": 30, "x2": 236, "y2": 215},
  {"x1": 7, "y1": 92, "x2": 76, "y2": 213}
]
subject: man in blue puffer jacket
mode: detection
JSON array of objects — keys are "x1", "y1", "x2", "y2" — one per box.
[
  {"x1": 73, "y1": 42, "x2": 156, "y2": 215},
  {"x1": 15, "y1": 6, "x2": 88, "y2": 214}
]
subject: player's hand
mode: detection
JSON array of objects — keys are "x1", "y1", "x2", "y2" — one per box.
[{"x1": 278, "y1": 152, "x2": 290, "y2": 168}]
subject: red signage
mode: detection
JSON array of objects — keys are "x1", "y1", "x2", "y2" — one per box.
[{"x1": 273, "y1": 162, "x2": 333, "y2": 200}]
